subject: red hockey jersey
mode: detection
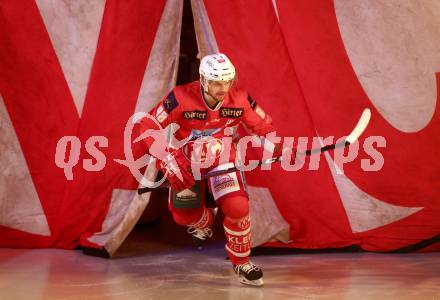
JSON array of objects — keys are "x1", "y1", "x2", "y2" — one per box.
[{"x1": 140, "y1": 80, "x2": 275, "y2": 166}]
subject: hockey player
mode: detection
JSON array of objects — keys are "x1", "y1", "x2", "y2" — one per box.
[{"x1": 140, "y1": 53, "x2": 279, "y2": 286}]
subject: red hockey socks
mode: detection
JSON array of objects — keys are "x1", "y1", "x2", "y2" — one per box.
[
  {"x1": 189, "y1": 206, "x2": 214, "y2": 229},
  {"x1": 219, "y1": 195, "x2": 251, "y2": 265}
]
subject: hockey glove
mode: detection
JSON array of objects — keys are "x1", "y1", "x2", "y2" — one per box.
[{"x1": 158, "y1": 148, "x2": 195, "y2": 192}]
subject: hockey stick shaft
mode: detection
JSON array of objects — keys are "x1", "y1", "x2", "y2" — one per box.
[
  {"x1": 137, "y1": 108, "x2": 371, "y2": 194},
  {"x1": 137, "y1": 141, "x2": 348, "y2": 194}
]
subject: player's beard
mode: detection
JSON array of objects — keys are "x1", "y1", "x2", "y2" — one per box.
[
  {"x1": 206, "y1": 91, "x2": 226, "y2": 105},
  {"x1": 213, "y1": 93, "x2": 226, "y2": 103}
]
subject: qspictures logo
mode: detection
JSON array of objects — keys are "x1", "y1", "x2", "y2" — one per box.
[{"x1": 54, "y1": 109, "x2": 385, "y2": 187}]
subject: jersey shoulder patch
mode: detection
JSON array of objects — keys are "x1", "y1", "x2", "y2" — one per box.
[{"x1": 163, "y1": 91, "x2": 179, "y2": 113}]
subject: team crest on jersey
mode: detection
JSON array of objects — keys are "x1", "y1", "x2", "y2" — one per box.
[
  {"x1": 183, "y1": 110, "x2": 207, "y2": 120},
  {"x1": 220, "y1": 107, "x2": 243, "y2": 118},
  {"x1": 182, "y1": 137, "x2": 224, "y2": 164},
  {"x1": 163, "y1": 91, "x2": 179, "y2": 113}
]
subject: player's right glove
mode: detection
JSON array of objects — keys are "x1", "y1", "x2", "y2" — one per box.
[{"x1": 158, "y1": 148, "x2": 195, "y2": 192}]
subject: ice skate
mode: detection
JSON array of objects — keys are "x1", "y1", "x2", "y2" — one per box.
[
  {"x1": 234, "y1": 261, "x2": 264, "y2": 287},
  {"x1": 187, "y1": 207, "x2": 217, "y2": 249}
]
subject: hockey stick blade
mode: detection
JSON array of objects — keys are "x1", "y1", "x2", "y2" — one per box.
[
  {"x1": 345, "y1": 108, "x2": 371, "y2": 144},
  {"x1": 302, "y1": 108, "x2": 371, "y2": 156}
]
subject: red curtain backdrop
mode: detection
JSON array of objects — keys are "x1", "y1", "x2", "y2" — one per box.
[
  {"x1": 203, "y1": 0, "x2": 440, "y2": 251},
  {"x1": 0, "y1": 0, "x2": 166, "y2": 248}
]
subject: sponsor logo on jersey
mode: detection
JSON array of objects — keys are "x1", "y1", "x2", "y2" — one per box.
[
  {"x1": 183, "y1": 110, "x2": 207, "y2": 120},
  {"x1": 188, "y1": 128, "x2": 222, "y2": 140},
  {"x1": 209, "y1": 171, "x2": 240, "y2": 200},
  {"x1": 213, "y1": 174, "x2": 235, "y2": 193},
  {"x1": 205, "y1": 118, "x2": 222, "y2": 126},
  {"x1": 247, "y1": 94, "x2": 257, "y2": 110},
  {"x1": 163, "y1": 91, "x2": 179, "y2": 113},
  {"x1": 225, "y1": 119, "x2": 234, "y2": 126},
  {"x1": 176, "y1": 188, "x2": 197, "y2": 199},
  {"x1": 220, "y1": 107, "x2": 243, "y2": 118}
]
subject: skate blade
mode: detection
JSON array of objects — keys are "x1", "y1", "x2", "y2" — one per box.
[{"x1": 237, "y1": 275, "x2": 264, "y2": 287}]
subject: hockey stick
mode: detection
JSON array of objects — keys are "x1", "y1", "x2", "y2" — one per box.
[{"x1": 138, "y1": 108, "x2": 371, "y2": 195}]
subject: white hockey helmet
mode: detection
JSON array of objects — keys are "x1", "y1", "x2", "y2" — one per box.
[{"x1": 199, "y1": 53, "x2": 236, "y2": 91}]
